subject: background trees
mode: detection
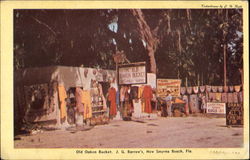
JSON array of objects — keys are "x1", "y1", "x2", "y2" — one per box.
[{"x1": 14, "y1": 9, "x2": 243, "y2": 86}]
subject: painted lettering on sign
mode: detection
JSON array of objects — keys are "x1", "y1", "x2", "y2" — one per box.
[
  {"x1": 226, "y1": 103, "x2": 243, "y2": 126},
  {"x1": 157, "y1": 79, "x2": 181, "y2": 97},
  {"x1": 118, "y1": 64, "x2": 146, "y2": 85},
  {"x1": 206, "y1": 103, "x2": 226, "y2": 114}
]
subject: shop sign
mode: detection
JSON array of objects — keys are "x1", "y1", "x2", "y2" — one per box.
[
  {"x1": 118, "y1": 62, "x2": 146, "y2": 85},
  {"x1": 157, "y1": 79, "x2": 181, "y2": 97},
  {"x1": 206, "y1": 103, "x2": 226, "y2": 114},
  {"x1": 226, "y1": 103, "x2": 243, "y2": 126}
]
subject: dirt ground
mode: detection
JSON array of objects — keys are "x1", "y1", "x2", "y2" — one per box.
[{"x1": 14, "y1": 116, "x2": 243, "y2": 148}]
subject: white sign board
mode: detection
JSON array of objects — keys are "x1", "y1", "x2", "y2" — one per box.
[
  {"x1": 207, "y1": 103, "x2": 226, "y2": 114},
  {"x1": 118, "y1": 63, "x2": 146, "y2": 85}
]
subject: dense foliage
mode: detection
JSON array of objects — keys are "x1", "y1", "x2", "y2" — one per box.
[{"x1": 14, "y1": 9, "x2": 243, "y2": 86}]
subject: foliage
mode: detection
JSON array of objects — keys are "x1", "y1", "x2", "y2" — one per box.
[{"x1": 14, "y1": 9, "x2": 243, "y2": 85}]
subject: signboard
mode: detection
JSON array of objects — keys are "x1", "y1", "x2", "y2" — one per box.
[
  {"x1": 226, "y1": 103, "x2": 243, "y2": 126},
  {"x1": 206, "y1": 103, "x2": 226, "y2": 114},
  {"x1": 157, "y1": 79, "x2": 181, "y2": 97},
  {"x1": 118, "y1": 62, "x2": 146, "y2": 85},
  {"x1": 147, "y1": 73, "x2": 156, "y2": 89}
]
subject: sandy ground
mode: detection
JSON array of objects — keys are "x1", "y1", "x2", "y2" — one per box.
[{"x1": 14, "y1": 117, "x2": 243, "y2": 148}]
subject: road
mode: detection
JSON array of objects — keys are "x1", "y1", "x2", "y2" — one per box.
[{"x1": 14, "y1": 116, "x2": 243, "y2": 148}]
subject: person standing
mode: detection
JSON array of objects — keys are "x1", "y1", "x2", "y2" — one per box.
[
  {"x1": 165, "y1": 91, "x2": 173, "y2": 117},
  {"x1": 201, "y1": 94, "x2": 207, "y2": 114}
]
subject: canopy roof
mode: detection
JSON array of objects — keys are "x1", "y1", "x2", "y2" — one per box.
[{"x1": 15, "y1": 66, "x2": 116, "y2": 89}]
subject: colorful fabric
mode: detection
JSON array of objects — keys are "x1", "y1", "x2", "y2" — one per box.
[
  {"x1": 208, "y1": 92, "x2": 216, "y2": 102},
  {"x1": 223, "y1": 86, "x2": 228, "y2": 92},
  {"x1": 218, "y1": 86, "x2": 223, "y2": 93},
  {"x1": 227, "y1": 93, "x2": 234, "y2": 103},
  {"x1": 143, "y1": 85, "x2": 153, "y2": 113},
  {"x1": 221, "y1": 93, "x2": 228, "y2": 103},
  {"x1": 131, "y1": 86, "x2": 139, "y2": 99},
  {"x1": 234, "y1": 85, "x2": 241, "y2": 92},
  {"x1": 238, "y1": 92, "x2": 243, "y2": 103},
  {"x1": 229, "y1": 86, "x2": 234, "y2": 92},
  {"x1": 215, "y1": 92, "x2": 222, "y2": 102},
  {"x1": 200, "y1": 86, "x2": 205, "y2": 93},
  {"x1": 233, "y1": 92, "x2": 238, "y2": 103},
  {"x1": 108, "y1": 87, "x2": 117, "y2": 116},
  {"x1": 187, "y1": 87, "x2": 193, "y2": 94},
  {"x1": 206, "y1": 85, "x2": 212, "y2": 92},
  {"x1": 212, "y1": 86, "x2": 217, "y2": 92},
  {"x1": 193, "y1": 86, "x2": 199, "y2": 94},
  {"x1": 180, "y1": 87, "x2": 186, "y2": 95},
  {"x1": 58, "y1": 85, "x2": 67, "y2": 119},
  {"x1": 82, "y1": 90, "x2": 92, "y2": 119},
  {"x1": 116, "y1": 91, "x2": 120, "y2": 106},
  {"x1": 75, "y1": 87, "x2": 84, "y2": 113},
  {"x1": 201, "y1": 95, "x2": 207, "y2": 109},
  {"x1": 138, "y1": 86, "x2": 144, "y2": 98},
  {"x1": 120, "y1": 86, "x2": 126, "y2": 102},
  {"x1": 175, "y1": 98, "x2": 185, "y2": 104},
  {"x1": 138, "y1": 86, "x2": 145, "y2": 112},
  {"x1": 189, "y1": 94, "x2": 199, "y2": 113}
]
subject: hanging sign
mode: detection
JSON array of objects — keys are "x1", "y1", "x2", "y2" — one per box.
[
  {"x1": 157, "y1": 79, "x2": 181, "y2": 97},
  {"x1": 118, "y1": 62, "x2": 146, "y2": 85},
  {"x1": 206, "y1": 103, "x2": 226, "y2": 114}
]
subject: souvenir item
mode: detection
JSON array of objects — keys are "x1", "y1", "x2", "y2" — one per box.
[
  {"x1": 233, "y1": 92, "x2": 238, "y2": 103},
  {"x1": 227, "y1": 93, "x2": 234, "y2": 103},
  {"x1": 212, "y1": 86, "x2": 217, "y2": 92},
  {"x1": 180, "y1": 87, "x2": 186, "y2": 95},
  {"x1": 193, "y1": 86, "x2": 199, "y2": 94},
  {"x1": 199, "y1": 86, "x2": 205, "y2": 93},
  {"x1": 206, "y1": 85, "x2": 211, "y2": 92},
  {"x1": 238, "y1": 92, "x2": 243, "y2": 103},
  {"x1": 221, "y1": 93, "x2": 228, "y2": 103},
  {"x1": 223, "y1": 86, "x2": 228, "y2": 92},
  {"x1": 229, "y1": 86, "x2": 234, "y2": 92},
  {"x1": 218, "y1": 86, "x2": 223, "y2": 92},
  {"x1": 234, "y1": 85, "x2": 241, "y2": 92},
  {"x1": 187, "y1": 87, "x2": 193, "y2": 94}
]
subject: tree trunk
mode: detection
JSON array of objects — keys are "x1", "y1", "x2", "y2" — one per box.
[{"x1": 131, "y1": 9, "x2": 158, "y2": 73}]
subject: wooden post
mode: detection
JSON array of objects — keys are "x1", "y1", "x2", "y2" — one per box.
[
  {"x1": 185, "y1": 77, "x2": 188, "y2": 87},
  {"x1": 197, "y1": 74, "x2": 200, "y2": 86}
]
